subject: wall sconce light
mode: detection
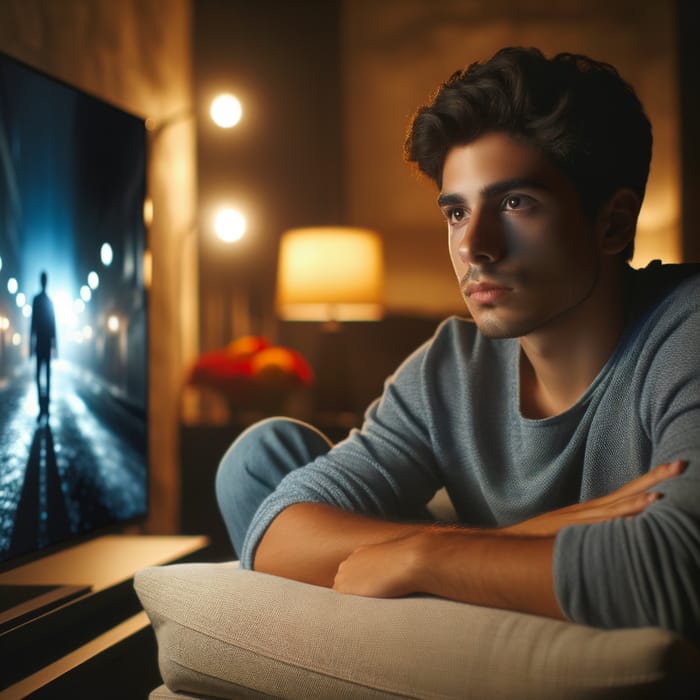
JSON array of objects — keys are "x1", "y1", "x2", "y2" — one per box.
[
  {"x1": 276, "y1": 226, "x2": 384, "y2": 325},
  {"x1": 210, "y1": 93, "x2": 243, "y2": 129},
  {"x1": 145, "y1": 90, "x2": 245, "y2": 245},
  {"x1": 214, "y1": 207, "x2": 247, "y2": 244}
]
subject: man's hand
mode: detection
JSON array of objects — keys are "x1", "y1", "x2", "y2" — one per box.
[
  {"x1": 254, "y1": 502, "x2": 422, "y2": 587},
  {"x1": 503, "y1": 459, "x2": 686, "y2": 537},
  {"x1": 334, "y1": 532, "x2": 429, "y2": 598}
]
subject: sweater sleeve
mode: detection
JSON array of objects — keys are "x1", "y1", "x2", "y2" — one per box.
[
  {"x1": 553, "y1": 284, "x2": 700, "y2": 642},
  {"x1": 239, "y1": 337, "x2": 444, "y2": 569}
]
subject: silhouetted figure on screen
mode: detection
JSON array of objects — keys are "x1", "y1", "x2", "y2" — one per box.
[{"x1": 30, "y1": 271, "x2": 56, "y2": 420}]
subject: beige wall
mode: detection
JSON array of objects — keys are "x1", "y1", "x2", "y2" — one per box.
[
  {"x1": 0, "y1": 0, "x2": 198, "y2": 534},
  {"x1": 343, "y1": 0, "x2": 680, "y2": 317}
]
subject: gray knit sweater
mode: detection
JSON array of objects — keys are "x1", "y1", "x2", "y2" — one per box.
[{"x1": 242, "y1": 263, "x2": 700, "y2": 641}]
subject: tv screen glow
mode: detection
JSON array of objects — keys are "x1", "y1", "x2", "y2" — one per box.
[{"x1": 0, "y1": 52, "x2": 148, "y2": 566}]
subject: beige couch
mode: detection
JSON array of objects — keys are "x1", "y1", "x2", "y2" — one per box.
[{"x1": 134, "y1": 561, "x2": 700, "y2": 699}]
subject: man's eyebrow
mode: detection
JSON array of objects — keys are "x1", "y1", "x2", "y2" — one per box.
[
  {"x1": 437, "y1": 177, "x2": 549, "y2": 208},
  {"x1": 437, "y1": 192, "x2": 466, "y2": 208}
]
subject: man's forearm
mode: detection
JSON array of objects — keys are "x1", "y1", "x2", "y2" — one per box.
[
  {"x1": 256, "y1": 463, "x2": 681, "y2": 616},
  {"x1": 332, "y1": 525, "x2": 563, "y2": 619},
  {"x1": 414, "y1": 528, "x2": 563, "y2": 618},
  {"x1": 256, "y1": 504, "x2": 562, "y2": 619},
  {"x1": 253, "y1": 502, "x2": 425, "y2": 587}
]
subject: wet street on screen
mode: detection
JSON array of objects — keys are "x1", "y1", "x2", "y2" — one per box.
[{"x1": 0, "y1": 359, "x2": 147, "y2": 561}]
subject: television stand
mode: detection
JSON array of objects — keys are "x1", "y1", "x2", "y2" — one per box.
[
  {"x1": 0, "y1": 534, "x2": 209, "y2": 697},
  {"x1": 0, "y1": 583, "x2": 92, "y2": 634}
]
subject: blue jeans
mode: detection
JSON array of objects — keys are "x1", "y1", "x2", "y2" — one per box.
[{"x1": 215, "y1": 418, "x2": 333, "y2": 556}]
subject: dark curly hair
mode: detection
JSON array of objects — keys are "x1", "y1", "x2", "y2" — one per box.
[{"x1": 404, "y1": 47, "x2": 652, "y2": 260}]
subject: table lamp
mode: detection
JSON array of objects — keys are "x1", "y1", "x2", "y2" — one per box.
[
  {"x1": 276, "y1": 226, "x2": 383, "y2": 326},
  {"x1": 275, "y1": 226, "x2": 384, "y2": 426}
]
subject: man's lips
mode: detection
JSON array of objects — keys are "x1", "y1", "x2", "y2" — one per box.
[{"x1": 463, "y1": 281, "x2": 512, "y2": 304}]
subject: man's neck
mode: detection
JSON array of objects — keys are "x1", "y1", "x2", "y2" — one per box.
[{"x1": 518, "y1": 263, "x2": 630, "y2": 419}]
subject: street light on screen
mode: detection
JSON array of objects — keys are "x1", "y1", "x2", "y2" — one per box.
[{"x1": 100, "y1": 243, "x2": 113, "y2": 267}]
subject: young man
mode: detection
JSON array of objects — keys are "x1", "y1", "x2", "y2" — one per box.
[{"x1": 216, "y1": 47, "x2": 700, "y2": 641}]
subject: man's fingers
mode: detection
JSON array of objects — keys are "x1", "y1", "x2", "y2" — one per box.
[
  {"x1": 505, "y1": 461, "x2": 686, "y2": 537},
  {"x1": 605, "y1": 490, "x2": 662, "y2": 518},
  {"x1": 602, "y1": 460, "x2": 686, "y2": 500},
  {"x1": 506, "y1": 489, "x2": 661, "y2": 536},
  {"x1": 560, "y1": 490, "x2": 661, "y2": 528}
]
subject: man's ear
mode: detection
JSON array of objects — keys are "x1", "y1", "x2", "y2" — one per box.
[{"x1": 596, "y1": 188, "x2": 641, "y2": 255}]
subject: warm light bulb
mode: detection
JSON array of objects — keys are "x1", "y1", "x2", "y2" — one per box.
[
  {"x1": 143, "y1": 250, "x2": 152, "y2": 289},
  {"x1": 210, "y1": 94, "x2": 242, "y2": 128},
  {"x1": 215, "y1": 208, "x2": 247, "y2": 243},
  {"x1": 143, "y1": 197, "x2": 154, "y2": 226}
]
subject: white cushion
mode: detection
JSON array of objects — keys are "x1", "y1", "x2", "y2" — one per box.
[{"x1": 134, "y1": 562, "x2": 700, "y2": 699}]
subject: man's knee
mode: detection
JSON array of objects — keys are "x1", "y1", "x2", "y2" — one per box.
[
  {"x1": 215, "y1": 417, "x2": 333, "y2": 551},
  {"x1": 216, "y1": 417, "x2": 329, "y2": 493}
]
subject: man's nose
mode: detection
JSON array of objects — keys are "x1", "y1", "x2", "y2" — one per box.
[{"x1": 457, "y1": 208, "x2": 505, "y2": 265}]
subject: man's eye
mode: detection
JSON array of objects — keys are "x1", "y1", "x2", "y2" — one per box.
[
  {"x1": 447, "y1": 207, "x2": 467, "y2": 223},
  {"x1": 502, "y1": 195, "x2": 534, "y2": 211}
]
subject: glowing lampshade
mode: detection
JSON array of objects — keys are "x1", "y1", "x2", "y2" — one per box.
[{"x1": 276, "y1": 227, "x2": 384, "y2": 321}]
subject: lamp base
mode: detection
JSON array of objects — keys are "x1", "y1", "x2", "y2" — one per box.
[{"x1": 313, "y1": 323, "x2": 360, "y2": 429}]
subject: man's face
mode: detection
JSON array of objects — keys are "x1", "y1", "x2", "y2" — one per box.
[{"x1": 440, "y1": 132, "x2": 602, "y2": 339}]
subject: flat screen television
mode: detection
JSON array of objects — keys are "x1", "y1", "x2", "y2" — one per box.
[{"x1": 0, "y1": 51, "x2": 148, "y2": 591}]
